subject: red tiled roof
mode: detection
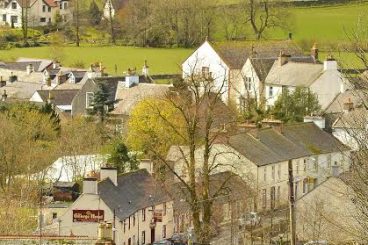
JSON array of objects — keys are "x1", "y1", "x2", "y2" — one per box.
[{"x1": 43, "y1": 0, "x2": 58, "y2": 7}]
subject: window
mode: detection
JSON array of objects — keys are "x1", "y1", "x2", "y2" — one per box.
[
  {"x1": 132, "y1": 235, "x2": 136, "y2": 245},
  {"x1": 40, "y1": 17, "x2": 46, "y2": 22},
  {"x1": 303, "y1": 178, "x2": 308, "y2": 194},
  {"x1": 42, "y1": 5, "x2": 46, "y2": 12},
  {"x1": 123, "y1": 220, "x2": 126, "y2": 233},
  {"x1": 296, "y1": 163, "x2": 299, "y2": 175},
  {"x1": 62, "y1": 2, "x2": 68, "y2": 9},
  {"x1": 2, "y1": 14, "x2": 6, "y2": 22},
  {"x1": 277, "y1": 186, "x2": 281, "y2": 205},
  {"x1": 270, "y1": 186, "x2": 276, "y2": 209},
  {"x1": 163, "y1": 202, "x2": 167, "y2": 216},
  {"x1": 295, "y1": 181, "x2": 299, "y2": 199},
  {"x1": 128, "y1": 216, "x2": 131, "y2": 229},
  {"x1": 271, "y1": 165, "x2": 275, "y2": 180},
  {"x1": 52, "y1": 212, "x2": 57, "y2": 219},
  {"x1": 263, "y1": 167, "x2": 267, "y2": 181},
  {"x1": 142, "y1": 231, "x2": 146, "y2": 244},
  {"x1": 262, "y1": 189, "x2": 267, "y2": 209},
  {"x1": 162, "y1": 225, "x2": 167, "y2": 238},
  {"x1": 244, "y1": 77, "x2": 252, "y2": 90},
  {"x1": 269, "y1": 86, "x2": 274, "y2": 97},
  {"x1": 133, "y1": 214, "x2": 136, "y2": 226},
  {"x1": 11, "y1": 15, "x2": 17, "y2": 23},
  {"x1": 128, "y1": 238, "x2": 131, "y2": 245},
  {"x1": 202, "y1": 66, "x2": 210, "y2": 78},
  {"x1": 11, "y1": 2, "x2": 17, "y2": 9},
  {"x1": 48, "y1": 6, "x2": 51, "y2": 12},
  {"x1": 86, "y1": 92, "x2": 94, "y2": 109},
  {"x1": 277, "y1": 164, "x2": 281, "y2": 179},
  {"x1": 303, "y1": 159, "x2": 307, "y2": 172},
  {"x1": 48, "y1": 17, "x2": 51, "y2": 22},
  {"x1": 142, "y1": 208, "x2": 146, "y2": 221}
]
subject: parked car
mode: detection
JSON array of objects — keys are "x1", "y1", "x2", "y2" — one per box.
[{"x1": 152, "y1": 240, "x2": 172, "y2": 245}]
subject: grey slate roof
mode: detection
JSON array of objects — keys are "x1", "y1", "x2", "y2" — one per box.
[
  {"x1": 112, "y1": 83, "x2": 171, "y2": 115},
  {"x1": 228, "y1": 122, "x2": 349, "y2": 166},
  {"x1": 36, "y1": 89, "x2": 79, "y2": 105},
  {"x1": 98, "y1": 169, "x2": 171, "y2": 220},
  {"x1": 265, "y1": 61, "x2": 323, "y2": 87},
  {"x1": 211, "y1": 40, "x2": 304, "y2": 69},
  {"x1": 1, "y1": 61, "x2": 42, "y2": 72},
  {"x1": 324, "y1": 89, "x2": 368, "y2": 114},
  {"x1": 93, "y1": 77, "x2": 120, "y2": 103}
]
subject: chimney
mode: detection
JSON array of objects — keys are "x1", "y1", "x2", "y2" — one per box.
[
  {"x1": 53, "y1": 61, "x2": 60, "y2": 69},
  {"x1": 324, "y1": 56, "x2": 338, "y2": 71},
  {"x1": 343, "y1": 98, "x2": 354, "y2": 112},
  {"x1": 83, "y1": 177, "x2": 98, "y2": 194},
  {"x1": 1, "y1": 90, "x2": 7, "y2": 102},
  {"x1": 278, "y1": 51, "x2": 289, "y2": 66},
  {"x1": 142, "y1": 60, "x2": 149, "y2": 77},
  {"x1": 125, "y1": 68, "x2": 139, "y2": 88},
  {"x1": 100, "y1": 167, "x2": 118, "y2": 186},
  {"x1": 26, "y1": 63, "x2": 34, "y2": 75},
  {"x1": 311, "y1": 43, "x2": 318, "y2": 61},
  {"x1": 303, "y1": 116, "x2": 325, "y2": 129}
]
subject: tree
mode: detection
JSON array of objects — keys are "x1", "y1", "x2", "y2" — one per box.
[
  {"x1": 271, "y1": 87, "x2": 321, "y2": 123},
  {"x1": 89, "y1": 0, "x2": 102, "y2": 26},
  {"x1": 21, "y1": 0, "x2": 30, "y2": 44},
  {"x1": 128, "y1": 68, "x2": 237, "y2": 244},
  {"x1": 0, "y1": 103, "x2": 59, "y2": 234},
  {"x1": 104, "y1": 138, "x2": 139, "y2": 173},
  {"x1": 241, "y1": 0, "x2": 290, "y2": 40},
  {"x1": 93, "y1": 82, "x2": 109, "y2": 122},
  {"x1": 54, "y1": 10, "x2": 63, "y2": 31}
]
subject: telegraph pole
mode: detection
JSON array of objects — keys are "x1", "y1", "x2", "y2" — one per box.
[{"x1": 288, "y1": 159, "x2": 296, "y2": 245}]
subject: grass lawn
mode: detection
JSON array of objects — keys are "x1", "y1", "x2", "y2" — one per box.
[{"x1": 0, "y1": 45, "x2": 194, "y2": 75}]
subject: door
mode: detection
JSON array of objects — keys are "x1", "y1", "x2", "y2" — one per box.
[{"x1": 150, "y1": 228, "x2": 155, "y2": 243}]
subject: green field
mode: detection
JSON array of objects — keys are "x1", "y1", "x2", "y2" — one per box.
[
  {"x1": 0, "y1": 2, "x2": 367, "y2": 73},
  {"x1": 0, "y1": 45, "x2": 193, "y2": 74}
]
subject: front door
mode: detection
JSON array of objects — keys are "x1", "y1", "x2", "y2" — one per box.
[{"x1": 151, "y1": 228, "x2": 155, "y2": 243}]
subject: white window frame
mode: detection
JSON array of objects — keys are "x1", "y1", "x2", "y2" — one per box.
[{"x1": 86, "y1": 92, "x2": 94, "y2": 109}]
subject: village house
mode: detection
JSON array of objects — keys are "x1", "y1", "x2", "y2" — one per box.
[
  {"x1": 166, "y1": 122, "x2": 350, "y2": 212},
  {"x1": 54, "y1": 168, "x2": 174, "y2": 245},
  {"x1": 0, "y1": 0, "x2": 72, "y2": 28},
  {"x1": 181, "y1": 40, "x2": 310, "y2": 107},
  {"x1": 102, "y1": 0, "x2": 126, "y2": 20},
  {"x1": 29, "y1": 89, "x2": 79, "y2": 114},
  {"x1": 296, "y1": 173, "x2": 364, "y2": 244},
  {"x1": 264, "y1": 55, "x2": 348, "y2": 110}
]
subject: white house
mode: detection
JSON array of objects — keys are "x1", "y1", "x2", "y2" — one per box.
[
  {"x1": 54, "y1": 168, "x2": 174, "y2": 245},
  {"x1": 264, "y1": 56, "x2": 348, "y2": 109},
  {"x1": 182, "y1": 40, "x2": 311, "y2": 108},
  {"x1": 0, "y1": 0, "x2": 72, "y2": 28},
  {"x1": 167, "y1": 122, "x2": 351, "y2": 211}
]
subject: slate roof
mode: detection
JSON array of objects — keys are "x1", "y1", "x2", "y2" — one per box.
[
  {"x1": 93, "y1": 77, "x2": 120, "y2": 103},
  {"x1": 69, "y1": 71, "x2": 86, "y2": 83},
  {"x1": 265, "y1": 61, "x2": 323, "y2": 87},
  {"x1": 112, "y1": 83, "x2": 171, "y2": 115},
  {"x1": 1, "y1": 61, "x2": 42, "y2": 72},
  {"x1": 228, "y1": 122, "x2": 349, "y2": 166},
  {"x1": 332, "y1": 108, "x2": 368, "y2": 129},
  {"x1": 324, "y1": 89, "x2": 368, "y2": 114},
  {"x1": 36, "y1": 89, "x2": 79, "y2": 105},
  {"x1": 98, "y1": 169, "x2": 171, "y2": 220},
  {"x1": 2, "y1": 81, "x2": 43, "y2": 100},
  {"x1": 16, "y1": 58, "x2": 53, "y2": 72},
  {"x1": 211, "y1": 40, "x2": 304, "y2": 69}
]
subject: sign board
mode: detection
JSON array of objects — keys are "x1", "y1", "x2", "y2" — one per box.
[
  {"x1": 73, "y1": 210, "x2": 104, "y2": 222},
  {"x1": 153, "y1": 210, "x2": 163, "y2": 222}
]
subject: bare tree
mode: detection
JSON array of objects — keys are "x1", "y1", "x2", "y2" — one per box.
[
  {"x1": 128, "y1": 65, "x2": 242, "y2": 243},
  {"x1": 241, "y1": 0, "x2": 290, "y2": 40}
]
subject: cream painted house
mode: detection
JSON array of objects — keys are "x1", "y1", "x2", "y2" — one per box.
[
  {"x1": 54, "y1": 168, "x2": 174, "y2": 245},
  {"x1": 0, "y1": 0, "x2": 71, "y2": 28},
  {"x1": 167, "y1": 123, "x2": 350, "y2": 211},
  {"x1": 181, "y1": 40, "x2": 305, "y2": 107},
  {"x1": 264, "y1": 56, "x2": 348, "y2": 110}
]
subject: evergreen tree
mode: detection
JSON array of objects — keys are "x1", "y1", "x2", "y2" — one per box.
[
  {"x1": 89, "y1": 0, "x2": 102, "y2": 26},
  {"x1": 105, "y1": 138, "x2": 139, "y2": 173},
  {"x1": 93, "y1": 82, "x2": 109, "y2": 122},
  {"x1": 272, "y1": 87, "x2": 321, "y2": 123}
]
